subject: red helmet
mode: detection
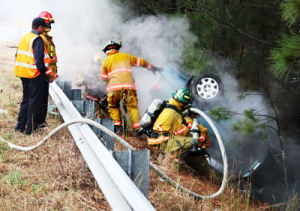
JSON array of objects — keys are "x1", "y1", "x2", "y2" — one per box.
[{"x1": 38, "y1": 11, "x2": 54, "y2": 25}]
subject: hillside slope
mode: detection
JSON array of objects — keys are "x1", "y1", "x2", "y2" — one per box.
[{"x1": 0, "y1": 43, "x2": 271, "y2": 210}]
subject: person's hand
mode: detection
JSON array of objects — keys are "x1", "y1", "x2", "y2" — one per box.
[
  {"x1": 49, "y1": 73, "x2": 58, "y2": 83},
  {"x1": 191, "y1": 138, "x2": 198, "y2": 148},
  {"x1": 75, "y1": 75, "x2": 85, "y2": 86},
  {"x1": 150, "y1": 66, "x2": 163, "y2": 74}
]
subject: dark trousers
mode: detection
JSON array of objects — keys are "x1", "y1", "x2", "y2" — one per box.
[{"x1": 15, "y1": 75, "x2": 49, "y2": 133}]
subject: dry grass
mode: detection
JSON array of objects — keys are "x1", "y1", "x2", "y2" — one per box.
[{"x1": 0, "y1": 43, "x2": 273, "y2": 210}]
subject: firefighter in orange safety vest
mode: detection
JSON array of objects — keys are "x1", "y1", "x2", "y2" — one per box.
[
  {"x1": 101, "y1": 40, "x2": 161, "y2": 134},
  {"x1": 38, "y1": 11, "x2": 58, "y2": 83},
  {"x1": 147, "y1": 88, "x2": 211, "y2": 163},
  {"x1": 33, "y1": 11, "x2": 58, "y2": 130}
]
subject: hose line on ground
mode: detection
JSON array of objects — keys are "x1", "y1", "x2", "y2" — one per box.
[{"x1": 0, "y1": 115, "x2": 227, "y2": 200}]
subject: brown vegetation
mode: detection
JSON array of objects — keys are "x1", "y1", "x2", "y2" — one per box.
[{"x1": 0, "y1": 43, "x2": 272, "y2": 210}]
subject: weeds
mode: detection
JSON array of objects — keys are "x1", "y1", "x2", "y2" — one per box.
[
  {"x1": 5, "y1": 171, "x2": 26, "y2": 188},
  {"x1": 0, "y1": 43, "x2": 273, "y2": 210},
  {"x1": 31, "y1": 180, "x2": 46, "y2": 196}
]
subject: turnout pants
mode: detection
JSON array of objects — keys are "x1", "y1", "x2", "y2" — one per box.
[
  {"x1": 15, "y1": 75, "x2": 49, "y2": 133},
  {"x1": 107, "y1": 89, "x2": 140, "y2": 129},
  {"x1": 160, "y1": 135, "x2": 194, "y2": 159}
]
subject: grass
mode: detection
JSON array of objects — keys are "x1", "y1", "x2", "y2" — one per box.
[{"x1": 0, "y1": 43, "x2": 280, "y2": 210}]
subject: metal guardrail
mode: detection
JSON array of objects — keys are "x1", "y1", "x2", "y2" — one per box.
[{"x1": 49, "y1": 82, "x2": 155, "y2": 211}]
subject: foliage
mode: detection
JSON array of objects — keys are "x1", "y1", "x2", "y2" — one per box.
[
  {"x1": 208, "y1": 106, "x2": 230, "y2": 121},
  {"x1": 269, "y1": 0, "x2": 300, "y2": 81},
  {"x1": 243, "y1": 109, "x2": 258, "y2": 122},
  {"x1": 5, "y1": 171, "x2": 26, "y2": 188},
  {"x1": 31, "y1": 181, "x2": 46, "y2": 196},
  {"x1": 281, "y1": 0, "x2": 300, "y2": 27},
  {"x1": 182, "y1": 45, "x2": 208, "y2": 73},
  {"x1": 210, "y1": 107, "x2": 262, "y2": 135},
  {"x1": 232, "y1": 120, "x2": 256, "y2": 134},
  {"x1": 270, "y1": 33, "x2": 300, "y2": 80},
  {"x1": 115, "y1": 0, "x2": 284, "y2": 89}
]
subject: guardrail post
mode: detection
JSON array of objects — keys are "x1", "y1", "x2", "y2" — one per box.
[
  {"x1": 113, "y1": 150, "x2": 150, "y2": 198},
  {"x1": 50, "y1": 82, "x2": 155, "y2": 210},
  {"x1": 57, "y1": 80, "x2": 72, "y2": 90},
  {"x1": 57, "y1": 80, "x2": 72, "y2": 99},
  {"x1": 84, "y1": 100, "x2": 95, "y2": 119},
  {"x1": 92, "y1": 118, "x2": 114, "y2": 151},
  {"x1": 72, "y1": 89, "x2": 82, "y2": 101},
  {"x1": 72, "y1": 100, "x2": 85, "y2": 116}
]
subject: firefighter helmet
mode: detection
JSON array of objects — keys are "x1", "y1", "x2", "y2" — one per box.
[
  {"x1": 38, "y1": 11, "x2": 55, "y2": 25},
  {"x1": 172, "y1": 88, "x2": 193, "y2": 104},
  {"x1": 102, "y1": 40, "x2": 122, "y2": 53}
]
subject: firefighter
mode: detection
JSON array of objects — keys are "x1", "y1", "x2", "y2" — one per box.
[
  {"x1": 76, "y1": 54, "x2": 108, "y2": 118},
  {"x1": 38, "y1": 11, "x2": 58, "y2": 82},
  {"x1": 14, "y1": 17, "x2": 50, "y2": 135},
  {"x1": 101, "y1": 40, "x2": 160, "y2": 134},
  {"x1": 32, "y1": 11, "x2": 58, "y2": 129},
  {"x1": 147, "y1": 88, "x2": 211, "y2": 163}
]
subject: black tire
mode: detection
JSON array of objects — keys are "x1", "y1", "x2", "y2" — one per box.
[{"x1": 188, "y1": 73, "x2": 223, "y2": 110}]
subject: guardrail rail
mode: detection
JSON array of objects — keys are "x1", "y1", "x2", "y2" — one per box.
[{"x1": 49, "y1": 81, "x2": 155, "y2": 211}]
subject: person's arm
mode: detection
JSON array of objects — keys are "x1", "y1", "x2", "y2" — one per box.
[
  {"x1": 101, "y1": 61, "x2": 108, "y2": 81},
  {"x1": 33, "y1": 37, "x2": 46, "y2": 74},
  {"x1": 129, "y1": 54, "x2": 163, "y2": 73}
]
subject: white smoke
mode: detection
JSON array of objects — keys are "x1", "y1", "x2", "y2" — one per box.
[
  {"x1": 2, "y1": 0, "x2": 299, "y2": 204},
  {"x1": 0, "y1": 0, "x2": 195, "y2": 111}
]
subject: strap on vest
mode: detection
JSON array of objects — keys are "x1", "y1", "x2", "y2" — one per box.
[{"x1": 165, "y1": 103, "x2": 188, "y2": 126}]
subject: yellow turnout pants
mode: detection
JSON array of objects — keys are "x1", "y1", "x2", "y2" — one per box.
[{"x1": 107, "y1": 89, "x2": 140, "y2": 129}]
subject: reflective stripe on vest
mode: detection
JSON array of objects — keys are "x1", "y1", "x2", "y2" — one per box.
[
  {"x1": 147, "y1": 135, "x2": 169, "y2": 145},
  {"x1": 108, "y1": 67, "x2": 132, "y2": 77},
  {"x1": 106, "y1": 83, "x2": 136, "y2": 92}
]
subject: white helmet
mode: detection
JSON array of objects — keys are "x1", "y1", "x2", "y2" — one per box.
[{"x1": 102, "y1": 40, "x2": 122, "y2": 53}]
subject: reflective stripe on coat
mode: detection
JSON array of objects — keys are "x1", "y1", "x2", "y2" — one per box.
[
  {"x1": 101, "y1": 52, "x2": 152, "y2": 92},
  {"x1": 147, "y1": 98, "x2": 189, "y2": 145}
]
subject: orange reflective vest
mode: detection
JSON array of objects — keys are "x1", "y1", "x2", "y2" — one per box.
[
  {"x1": 14, "y1": 32, "x2": 51, "y2": 78},
  {"x1": 101, "y1": 51, "x2": 152, "y2": 92},
  {"x1": 40, "y1": 32, "x2": 58, "y2": 79}
]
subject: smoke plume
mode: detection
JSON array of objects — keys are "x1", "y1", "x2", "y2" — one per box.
[{"x1": 1, "y1": 0, "x2": 299, "y2": 207}]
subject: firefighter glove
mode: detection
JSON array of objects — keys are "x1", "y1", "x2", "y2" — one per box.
[
  {"x1": 191, "y1": 138, "x2": 199, "y2": 148},
  {"x1": 198, "y1": 134, "x2": 206, "y2": 142},
  {"x1": 150, "y1": 66, "x2": 163, "y2": 74}
]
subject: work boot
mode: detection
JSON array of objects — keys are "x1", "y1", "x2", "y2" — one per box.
[
  {"x1": 14, "y1": 128, "x2": 24, "y2": 133},
  {"x1": 33, "y1": 122, "x2": 48, "y2": 131},
  {"x1": 129, "y1": 130, "x2": 137, "y2": 136},
  {"x1": 136, "y1": 128, "x2": 144, "y2": 136},
  {"x1": 24, "y1": 129, "x2": 32, "y2": 135},
  {"x1": 129, "y1": 127, "x2": 144, "y2": 137},
  {"x1": 114, "y1": 126, "x2": 122, "y2": 135}
]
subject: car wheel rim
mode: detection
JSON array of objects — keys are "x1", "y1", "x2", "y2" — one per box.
[{"x1": 196, "y1": 77, "x2": 219, "y2": 100}]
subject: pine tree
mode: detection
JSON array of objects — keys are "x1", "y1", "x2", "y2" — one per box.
[{"x1": 269, "y1": 0, "x2": 300, "y2": 81}]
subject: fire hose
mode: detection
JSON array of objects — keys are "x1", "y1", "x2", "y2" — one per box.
[{"x1": 0, "y1": 113, "x2": 227, "y2": 200}]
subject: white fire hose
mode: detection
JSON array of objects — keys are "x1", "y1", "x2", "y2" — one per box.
[{"x1": 0, "y1": 112, "x2": 228, "y2": 199}]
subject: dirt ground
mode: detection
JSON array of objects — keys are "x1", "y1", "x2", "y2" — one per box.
[{"x1": 0, "y1": 43, "x2": 272, "y2": 210}]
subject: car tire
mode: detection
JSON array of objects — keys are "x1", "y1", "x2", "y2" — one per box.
[{"x1": 189, "y1": 73, "x2": 223, "y2": 109}]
